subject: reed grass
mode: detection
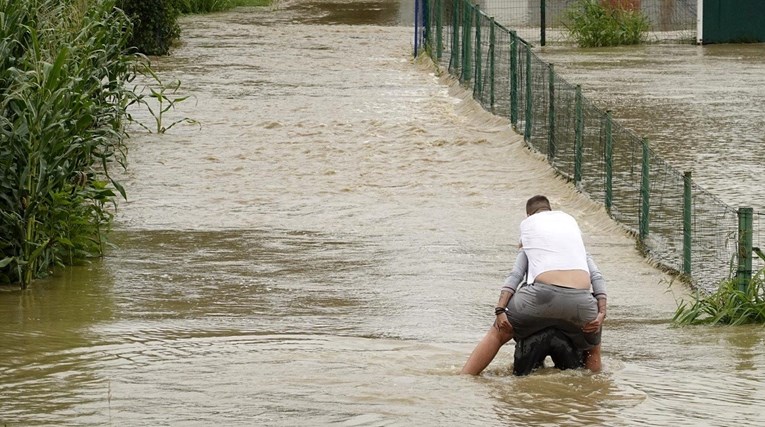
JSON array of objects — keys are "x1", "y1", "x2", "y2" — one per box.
[
  {"x1": 673, "y1": 268, "x2": 765, "y2": 325},
  {"x1": 0, "y1": 0, "x2": 142, "y2": 287}
]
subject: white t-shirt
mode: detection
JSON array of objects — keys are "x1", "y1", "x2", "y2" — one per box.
[{"x1": 519, "y1": 210, "x2": 589, "y2": 284}]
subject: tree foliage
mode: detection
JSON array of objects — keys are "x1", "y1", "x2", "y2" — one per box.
[{"x1": 117, "y1": 0, "x2": 181, "y2": 56}]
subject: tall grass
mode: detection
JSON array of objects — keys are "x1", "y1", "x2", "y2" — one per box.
[
  {"x1": 673, "y1": 268, "x2": 765, "y2": 325},
  {"x1": 0, "y1": 0, "x2": 142, "y2": 287},
  {"x1": 173, "y1": 0, "x2": 271, "y2": 14},
  {"x1": 564, "y1": 0, "x2": 650, "y2": 47}
]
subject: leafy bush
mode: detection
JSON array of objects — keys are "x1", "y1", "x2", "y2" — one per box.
[
  {"x1": 116, "y1": 0, "x2": 270, "y2": 52},
  {"x1": 117, "y1": 0, "x2": 181, "y2": 55},
  {"x1": 565, "y1": 0, "x2": 650, "y2": 47},
  {"x1": 673, "y1": 269, "x2": 765, "y2": 325}
]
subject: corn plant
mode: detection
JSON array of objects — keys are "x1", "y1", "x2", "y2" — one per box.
[
  {"x1": 131, "y1": 65, "x2": 198, "y2": 134},
  {"x1": 0, "y1": 0, "x2": 141, "y2": 287}
]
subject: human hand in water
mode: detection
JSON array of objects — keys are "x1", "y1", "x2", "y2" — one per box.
[{"x1": 582, "y1": 312, "x2": 605, "y2": 333}]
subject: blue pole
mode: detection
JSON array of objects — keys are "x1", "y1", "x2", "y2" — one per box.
[{"x1": 414, "y1": 0, "x2": 420, "y2": 57}]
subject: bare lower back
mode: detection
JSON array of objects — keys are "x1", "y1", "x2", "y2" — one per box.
[{"x1": 535, "y1": 270, "x2": 591, "y2": 289}]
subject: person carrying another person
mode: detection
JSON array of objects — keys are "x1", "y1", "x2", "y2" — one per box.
[{"x1": 460, "y1": 195, "x2": 608, "y2": 375}]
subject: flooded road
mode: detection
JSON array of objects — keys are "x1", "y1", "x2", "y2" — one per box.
[
  {"x1": 537, "y1": 43, "x2": 765, "y2": 212},
  {"x1": 2, "y1": 1, "x2": 765, "y2": 425}
]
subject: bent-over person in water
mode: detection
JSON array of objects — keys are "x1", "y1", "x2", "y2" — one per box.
[{"x1": 461, "y1": 195, "x2": 607, "y2": 375}]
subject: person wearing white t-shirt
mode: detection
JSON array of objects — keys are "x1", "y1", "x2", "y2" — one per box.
[{"x1": 461, "y1": 195, "x2": 607, "y2": 375}]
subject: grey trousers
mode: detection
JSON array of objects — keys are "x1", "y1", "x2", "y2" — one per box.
[{"x1": 505, "y1": 282, "x2": 601, "y2": 350}]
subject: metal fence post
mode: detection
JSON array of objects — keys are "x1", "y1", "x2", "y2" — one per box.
[
  {"x1": 462, "y1": 3, "x2": 472, "y2": 83},
  {"x1": 414, "y1": 0, "x2": 420, "y2": 57},
  {"x1": 423, "y1": 0, "x2": 430, "y2": 51},
  {"x1": 737, "y1": 207, "x2": 754, "y2": 292},
  {"x1": 574, "y1": 85, "x2": 583, "y2": 184},
  {"x1": 640, "y1": 138, "x2": 651, "y2": 242},
  {"x1": 547, "y1": 63, "x2": 555, "y2": 161},
  {"x1": 474, "y1": 6, "x2": 482, "y2": 98},
  {"x1": 604, "y1": 110, "x2": 613, "y2": 214},
  {"x1": 541, "y1": 0, "x2": 546, "y2": 46},
  {"x1": 683, "y1": 171, "x2": 692, "y2": 276},
  {"x1": 489, "y1": 18, "x2": 495, "y2": 112},
  {"x1": 510, "y1": 31, "x2": 518, "y2": 129},
  {"x1": 450, "y1": 0, "x2": 459, "y2": 74},
  {"x1": 524, "y1": 47, "x2": 532, "y2": 143},
  {"x1": 435, "y1": 0, "x2": 443, "y2": 60}
]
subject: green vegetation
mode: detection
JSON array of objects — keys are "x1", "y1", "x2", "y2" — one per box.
[
  {"x1": 135, "y1": 67, "x2": 198, "y2": 134},
  {"x1": 174, "y1": 0, "x2": 271, "y2": 14},
  {"x1": 117, "y1": 0, "x2": 181, "y2": 56},
  {"x1": 564, "y1": 0, "x2": 650, "y2": 47},
  {"x1": 673, "y1": 269, "x2": 765, "y2": 325},
  {"x1": 117, "y1": 0, "x2": 271, "y2": 55},
  {"x1": 0, "y1": 0, "x2": 142, "y2": 287},
  {"x1": 1, "y1": 0, "x2": 268, "y2": 288}
]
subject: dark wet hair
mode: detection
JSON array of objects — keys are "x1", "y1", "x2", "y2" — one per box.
[{"x1": 526, "y1": 195, "x2": 551, "y2": 215}]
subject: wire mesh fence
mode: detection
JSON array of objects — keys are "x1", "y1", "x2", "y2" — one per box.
[
  {"x1": 473, "y1": 0, "x2": 697, "y2": 45},
  {"x1": 417, "y1": 0, "x2": 761, "y2": 291},
  {"x1": 755, "y1": 213, "x2": 765, "y2": 275}
]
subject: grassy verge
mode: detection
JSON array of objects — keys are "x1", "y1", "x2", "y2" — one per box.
[
  {"x1": 673, "y1": 269, "x2": 765, "y2": 325},
  {"x1": 174, "y1": 0, "x2": 272, "y2": 14}
]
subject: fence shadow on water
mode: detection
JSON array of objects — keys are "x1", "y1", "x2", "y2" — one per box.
[{"x1": 415, "y1": 0, "x2": 763, "y2": 292}]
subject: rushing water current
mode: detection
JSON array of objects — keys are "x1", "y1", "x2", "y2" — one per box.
[
  {"x1": 536, "y1": 43, "x2": 765, "y2": 213},
  {"x1": 2, "y1": 1, "x2": 765, "y2": 425}
]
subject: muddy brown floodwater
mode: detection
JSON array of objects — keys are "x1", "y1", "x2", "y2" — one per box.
[
  {"x1": 536, "y1": 43, "x2": 765, "y2": 213},
  {"x1": 1, "y1": 1, "x2": 764, "y2": 425}
]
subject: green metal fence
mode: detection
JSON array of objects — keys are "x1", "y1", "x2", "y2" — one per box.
[
  {"x1": 468, "y1": 0, "x2": 697, "y2": 46},
  {"x1": 418, "y1": 0, "x2": 763, "y2": 291}
]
